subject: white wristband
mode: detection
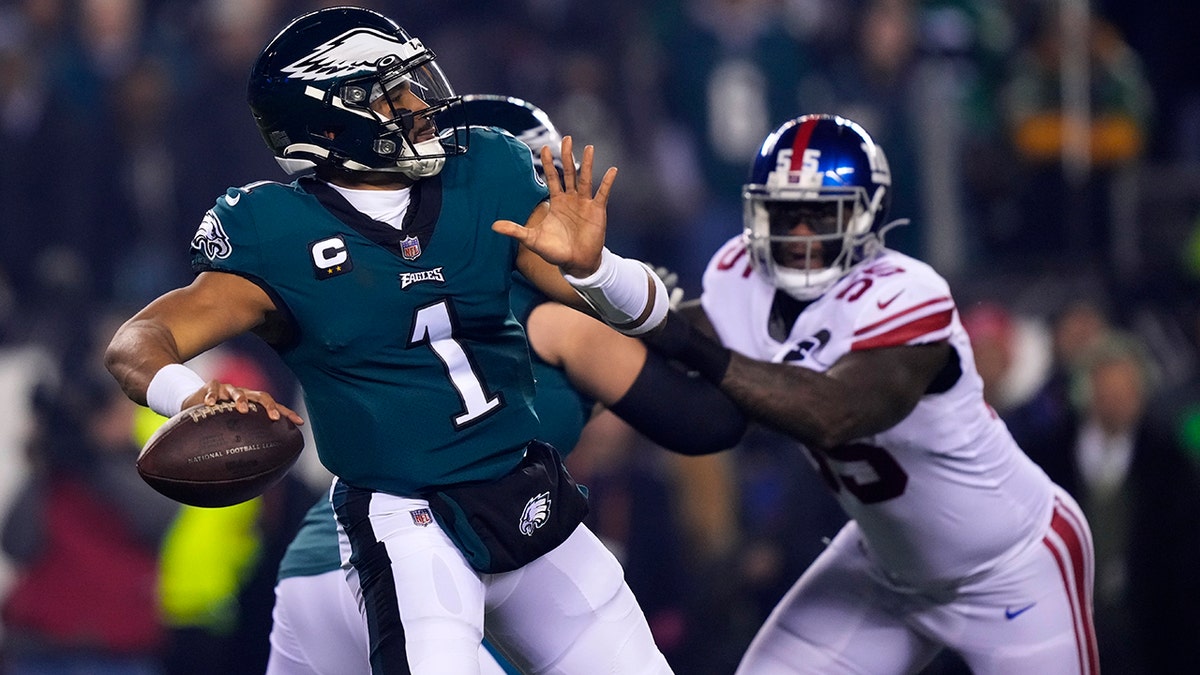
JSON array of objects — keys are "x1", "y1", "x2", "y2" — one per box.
[
  {"x1": 146, "y1": 364, "x2": 207, "y2": 418},
  {"x1": 563, "y1": 248, "x2": 669, "y2": 336}
]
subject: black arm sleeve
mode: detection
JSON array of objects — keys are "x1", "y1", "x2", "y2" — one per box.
[
  {"x1": 608, "y1": 349, "x2": 747, "y2": 455},
  {"x1": 642, "y1": 309, "x2": 732, "y2": 384}
]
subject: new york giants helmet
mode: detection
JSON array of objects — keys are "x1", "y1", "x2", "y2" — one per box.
[
  {"x1": 743, "y1": 114, "x2": 892, "y2": 300},
  {"x1": 247, "y1": 6, "x2": 466, "y2": 179}
]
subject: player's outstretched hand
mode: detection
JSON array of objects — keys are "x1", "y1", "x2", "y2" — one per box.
[{"x1": 492, "y1": 136, "x2": 618, "y2": 278}]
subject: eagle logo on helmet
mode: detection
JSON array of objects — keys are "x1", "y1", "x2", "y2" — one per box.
[
  {"x1": 519, "y1": 491, "x2": 552, "y2": 536},
  {"x1": 281, "y1": 27, "x2": 421, "y2": 82}
]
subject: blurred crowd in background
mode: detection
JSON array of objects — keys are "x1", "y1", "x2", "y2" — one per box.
[{"x1": 2, "y1": 0, "x2": 1200, "y2": 673}]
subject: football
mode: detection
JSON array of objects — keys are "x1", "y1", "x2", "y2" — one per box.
[{"x1": 137, "y1": 401, "x2": 305, "y2": 508}]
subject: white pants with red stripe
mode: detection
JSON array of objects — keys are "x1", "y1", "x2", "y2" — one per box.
[{"x1": 736, "y1": 487, "x2": 1098, "y2": 674}]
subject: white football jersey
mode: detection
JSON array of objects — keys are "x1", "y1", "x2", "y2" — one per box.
[{"x1": 702, "y1": 236, "x2": 1056, "y2": 588}]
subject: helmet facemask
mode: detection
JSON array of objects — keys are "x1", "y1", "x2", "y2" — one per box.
[
  {"x1": 741, "y1": 114, "x2": 892, "y2": 301},
  {"x1": 743, "y1": 185, "x2": 882, "y2": 301},
  {"x1": 325, "y1": 52, "x2": 465, "y2": 178}
]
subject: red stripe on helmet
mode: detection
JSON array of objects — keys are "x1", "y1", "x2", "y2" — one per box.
[{"x1": 789, "y1": 118, "x2": 819, "y2": 171}]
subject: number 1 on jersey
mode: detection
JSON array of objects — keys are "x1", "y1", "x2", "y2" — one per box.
[{"x1": 410, "y1": 300, "x2": 503, "y2": 428}]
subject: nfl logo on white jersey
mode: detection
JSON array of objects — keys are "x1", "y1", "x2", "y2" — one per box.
[{"x1": 410, "y1": 508, "x2": 433, "y2": 527}]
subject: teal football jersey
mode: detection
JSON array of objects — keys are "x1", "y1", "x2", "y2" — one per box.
[
  {"x1": 507, "y1": 275, "x2": 595, "y2": 455},
  {"x1": 277, "y1": 276, "x2": 593, "y2": 582},
  {"x1": 191, "y1": 129, "x2": 550, "y2": 495}
]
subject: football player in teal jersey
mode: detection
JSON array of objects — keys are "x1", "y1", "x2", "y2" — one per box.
[
  {"x1": 105, "y1": 8, "x2": 677, "y2": 674},
  {"x1": 265, "y1": 95, "x2": 746, "y2": 675}
]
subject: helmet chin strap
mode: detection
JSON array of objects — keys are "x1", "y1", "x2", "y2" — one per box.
[
  {"x1": 776, "y1": 269, "x2": 838, "y2": 301},
  {"x1": 395, "y1": 138, "x2": 447, "y2": 178},
  {"x1": 335, "y1": 137, "x2": 446, "y2": 178}
]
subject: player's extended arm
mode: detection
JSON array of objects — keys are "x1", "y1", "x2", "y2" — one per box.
[
  {"x1": 104, "y1": 271, "x2": 302, "y2": 423},
  {"x1": 516, "y1": 244, "x2": 592, "y2": 312},
  {"x1": 527, "y1": 302, "x2": 746, "y2": 454},
  {"x1": 645, "y1": 309, "x2": 948, "y2": 448}
]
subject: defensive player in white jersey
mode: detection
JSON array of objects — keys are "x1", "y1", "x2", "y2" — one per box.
[{"x1": 645, "y1": 114, "x2": 1099, "y2": 674}]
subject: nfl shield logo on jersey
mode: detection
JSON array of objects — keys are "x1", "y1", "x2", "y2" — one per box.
[
  {"x1": 410, "y1": 508, "x2": 434, "y2": 527},
  {"x1": 400, "y1": 235, "x2": 422, "y2": 260}
]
